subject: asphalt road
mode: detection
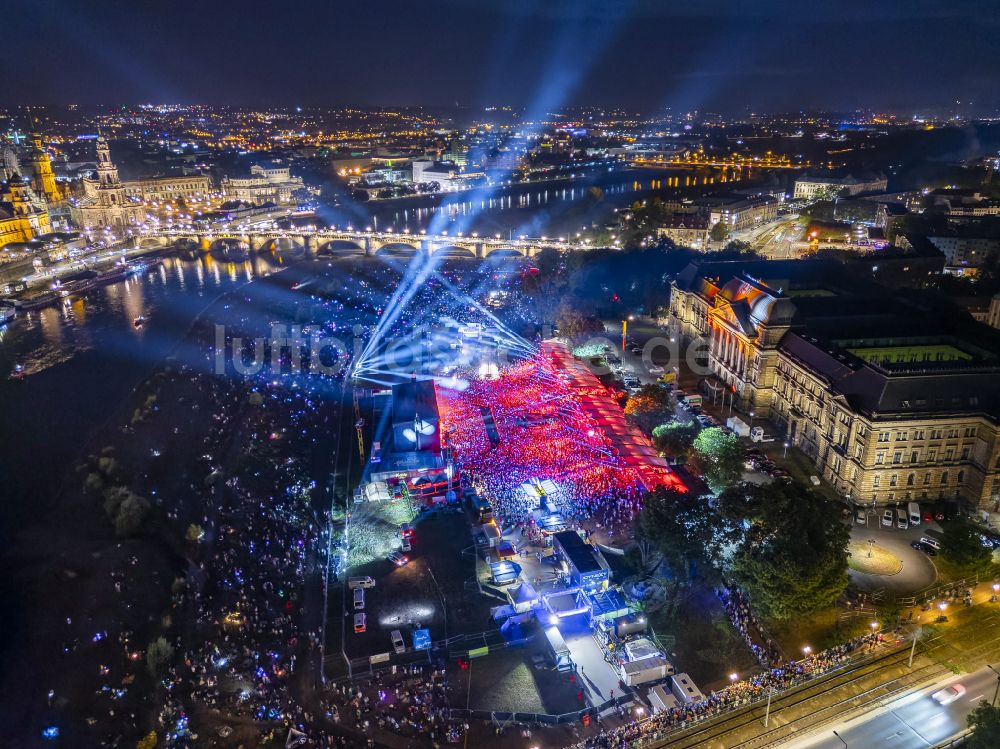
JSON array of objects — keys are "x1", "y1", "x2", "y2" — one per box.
[{"x1": 783, "y1": 666, "x2": 998, "y2": 749}]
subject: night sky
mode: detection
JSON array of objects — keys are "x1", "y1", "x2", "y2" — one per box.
[{"x1": 3, "y1": 0, "x2": 999, "y2": 112}]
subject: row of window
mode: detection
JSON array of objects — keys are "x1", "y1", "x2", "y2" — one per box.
[
  {"x1": 875, "y1": 446, "x2": 973, "y2": 464},
  {"x1": 872, "y1": 470, "x2": 966, "y2": 488},
  {"x1": 877, "y1": 427, "x2": 976, "y2": 442}
]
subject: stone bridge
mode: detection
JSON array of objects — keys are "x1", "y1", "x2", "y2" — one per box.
[{"x1": 135, "y1": 229, "x2": 589, "y2": 259}]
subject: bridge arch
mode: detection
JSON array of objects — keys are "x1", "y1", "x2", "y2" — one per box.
[
  {"x1": 209, "y1": 237, "x2": 251, "y2": 260},
  {"x1": 483, "y1": 246, "x2": 524, "y2": 258},
  {"x1": 374, "y1": 242, "x2": 422, "y2": 257},
  {"x1": 317, "y1": 239, "x2": 366, "y2": 256},
  {"x1": 430, "y1": 244, "x2": 477, "y2": 258}
]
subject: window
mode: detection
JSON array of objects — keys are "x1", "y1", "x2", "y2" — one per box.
[
  {"x1": 875, "y1": 451, "x2": 885, "y2": 465},
  {"x1": 907, "y1": 473, "x2": 915, "y2": 486},
  {"x1": 964, "y1": 427, "x2": 977, "y2": 438},
  {"x1": 910, "y1": 450, "x2": 919, "y2": 463},
  {"x1": 961, "y1": 447, "x2": 970, "y2": 460},
  {"x1": 896, "y1": 431, "x2": 907, "y2": 441},
  {"x1": 890, "y1": 474, "x2": 898, "y2": 487},
  {"x1": 941, "y1": 472, "x2": 949, "y2": 485},
  {"x1": 893, "y1": 451, "x2": 901, "y2": 464},
  {"x1": 924, "y1": 473, "x2": 931, "y2": 485},
  {"x1": 958, "y1": 470, "x2": 965, "y2": 484},
  {"x1": 929, "y1": 449, "x2": 937, "y2": 462},
  {"x1": 945, "y1": 448, "x2": 954, "y2": 462},
  {"x1": 913, "y1": 430, "x2": 925, "y2": 440},
  {"x1": 873, "y1": 475, "x2": 881, "y2": 487}
]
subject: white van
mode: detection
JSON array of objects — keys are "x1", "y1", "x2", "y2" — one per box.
[
  {"x1": 353, "y1": 588, "x2": 365, "y2": 610},
  {"x1": 391, "y1": 629, "x2": 406, "y2": 654},
  {"x1": 895, "y1": 508, "x2": 908, "y2": 529},
  {"x1": 920, "y1": 536, "x2": 941, "y2": 550},
  {"x1": 348, "y1": 576, "x2": 375, "y2": 590},
  {"x1": 908, "y1": 502, "x2": 921, "y2": 526}
]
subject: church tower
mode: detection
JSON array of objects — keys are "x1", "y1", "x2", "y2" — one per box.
[
  {"x1": 27, "y1": 133, "x2": 64, "y2": 204},
  {"x1": 94, "y1": 135, "x2": 128, "y2": 209},
  {"x1": 0, "y1": 173, "x2": 52, "y2": 247}
]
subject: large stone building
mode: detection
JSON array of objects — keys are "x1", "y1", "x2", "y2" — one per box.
[
  {"x1": 122, "y1": 174, "x2": 211, "y2": 203},
  {"x1": 70, "y1": 137, "x2": 145, "y2": 231},
  {"x1": 696, "y1": 193, "x2": 779, "y2": 232},
  {"x1": 0, "y1": 174, "x2": 52, "y2": 249},
  {"x1": 656, "y1": 213, "x2": 711, "y2": 250},
  {"x1": 668, "y1": 260, "x2": 1000, "y2": 510},
  {"x1": 221, "y1": 160, "x2": 305, "y2": 205},
  {"x1": 793, "y1": 174, "x2": 888, "y2": 200},
  {"x1": 25, "y1": 133, "x2": 68, "y2": 205}
]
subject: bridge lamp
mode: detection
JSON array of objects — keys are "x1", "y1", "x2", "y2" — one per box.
[
  {"x1": 729, "y1": 672, "x2": 738, "y2": 682},
  {"x1": 802, "y1": 645, "x2": 812, "y2": 656},
  {"x1": 457, "y1": 232, "x2": 463, "y2": 237},
  {"x1": 420, "y1": 229, "x2": 427, "y2": 235},
  {"x1": 495, "y1": 233, "x2": 501, "y2": 240}
]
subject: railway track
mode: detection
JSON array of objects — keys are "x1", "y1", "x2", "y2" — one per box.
[{"x1": 645, "y1": 616, "x2": 1000, "y2": 749}]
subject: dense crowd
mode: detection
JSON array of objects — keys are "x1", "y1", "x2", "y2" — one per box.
[
  {"x1": 437, "y1": 354, "x2": 651, "y2": 529},
  {"x1": 571, "y1": 631, "x2": 884, "y2": 749},
  {"x1": 717, "y1": 587, "x2": 780, "y2": 667}
]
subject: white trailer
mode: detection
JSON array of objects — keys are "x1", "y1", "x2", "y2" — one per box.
[{"x1": 620, "y1": 655, "x2": 673, "y2": 687}]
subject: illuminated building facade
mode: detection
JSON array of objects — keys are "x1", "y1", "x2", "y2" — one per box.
[
  {"x1": 70, "y1": 136, "x2": 145, "y2": 231},
  {"x1": 26, "y1": 133, "x2": 67, "y2": 204},
  {"x1": 122, "y1": 174, "x2": 211, "y2": 203},
  {"x1": 669, "y1": 260, "x2": 1000, "y2": 509},
  {"x1": 0, "y1": 174, "x2": 52, "y2": 248}
]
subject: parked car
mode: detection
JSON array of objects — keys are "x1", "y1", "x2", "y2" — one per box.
[
  {"x1": 391, "y1": 629, "x2": 406, "y2": 654},
  {"x1": 353, "y1": 613, "x2": 367, "y2": 633},
  {"x1": 881, "y1": 510, "x2": 894, "y2": 527},
  {"x1": 855, "y1": 508, "x2": 867, "y2": 524},
  {"x1": 910, "y1": 540, "x2": 938, "y2": 556}
]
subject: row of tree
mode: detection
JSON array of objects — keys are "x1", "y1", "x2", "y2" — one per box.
[{"x1": 637, "y1": 480, "x2": 851, "y2": 622}]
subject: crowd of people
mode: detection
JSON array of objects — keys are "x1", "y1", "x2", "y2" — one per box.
[
  {"x1": 436, "y1": 352, "x2": 653, "y2": 530},
  {"x1": 319, "y1": 663, "x2": 467, "y2": 746},
  {"x1": 717, "y1": 587, "x2": 780, "y2": 667},
  {"x1": 570, "y1": 631, "x2": 885, "y2": 749}
]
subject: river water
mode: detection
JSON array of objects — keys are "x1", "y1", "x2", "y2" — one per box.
[{"x1": 0, "y1": 254, "x2": 288, "y2": 544}]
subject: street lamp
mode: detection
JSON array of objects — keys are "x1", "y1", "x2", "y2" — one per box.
[
  {"x1": 729, "y1": 672, "x2": 739, "y2": 683},
  {"x1": 832, "y1": 730, "x2": 848, "y2": 748},
  {"x1": 802, "y1": 645, "x2": 812, "y2": 657},
  {"x1": 783, "y1": 441, "x2": 789, "y2": 458},
  {"x1": 870, "y1": 621, "x2": 879, "y2": 633}
]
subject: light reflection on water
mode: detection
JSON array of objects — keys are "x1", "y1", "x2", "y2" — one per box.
[{"x1": 0, "y1": 254, "x2": 279, "y2": 378}]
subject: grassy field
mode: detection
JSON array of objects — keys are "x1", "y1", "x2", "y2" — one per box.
[
  {"x1": 648, "y1": 584, "x2": 759, "y2": 691},
  {"x1": 765, "y1": 608, "x2": 871, "y2": 657}
]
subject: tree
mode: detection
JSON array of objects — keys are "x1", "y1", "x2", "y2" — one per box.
[
  {"x1": 115, "y1": 493, "x2": 151, "y2": 537},
  {"x1": 723, "y1": 239, "x2": 754, "y2": 254},
  {"x1": 533, "y1": 246, "x2": 562, "y2": 277},
  {"x1": 651, "y1": 421, "x2": 699, "y2": 461},
  {"x1": 710, "y1": 222, "x2": 729, "y2": 242},
  {"x1": 137, "y1": 732, "x2": 158, "y2": 749},
  {"x1": 968, "y1": 701, "x2": 1000, "y2": 749},
  {"x1": 624, "y1": 385, "x2": 674, "y2": 433},
  {"x1": 185, "y1": 523, "x2": 205, "y2": 543},
  {"x1": 941, "y1": 520, "x2": 995, "y2": 576},
  {"x1": 555, "y1": 306, "x2": 604, "y2": 339},
  {"x1": 146, "y1": 636, "x2": 174, "y2": 677},
  {"x1": 636, "y1": 487, "x2": 739, "y2": 582},
  {"x1": 721, "y1": 482, "x2": 850, "y2": 621},
  {"x1": 690, "y1": 427, "x2": 744, "y2": 491}
]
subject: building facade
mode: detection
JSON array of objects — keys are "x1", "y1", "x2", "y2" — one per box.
[
  {"x1": 70, "y1": 137, "x2": 145, "y2": 231},
  {"x1": 656, "y1": 213, "x2": 710, "y2": 250},
  {"x1": 221, "y1": 161, "x2": 304, "y2": 205},
  {"x1": 793, "y1": 174, "x2": 888, "y2": 200},
  {"x1": 668, "y1": 261, "x2": 1000, "y2": 510},
  {"x1": 122, "y1": 174, "x2": 211, "y2": 203},
  {"x1": 0, "y1": 175, "x2": 52, "y2": 249}
]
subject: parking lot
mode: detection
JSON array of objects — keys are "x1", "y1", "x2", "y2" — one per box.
[{"x1": 848, "y1": 509, "x2": 941, "y2": 594}]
